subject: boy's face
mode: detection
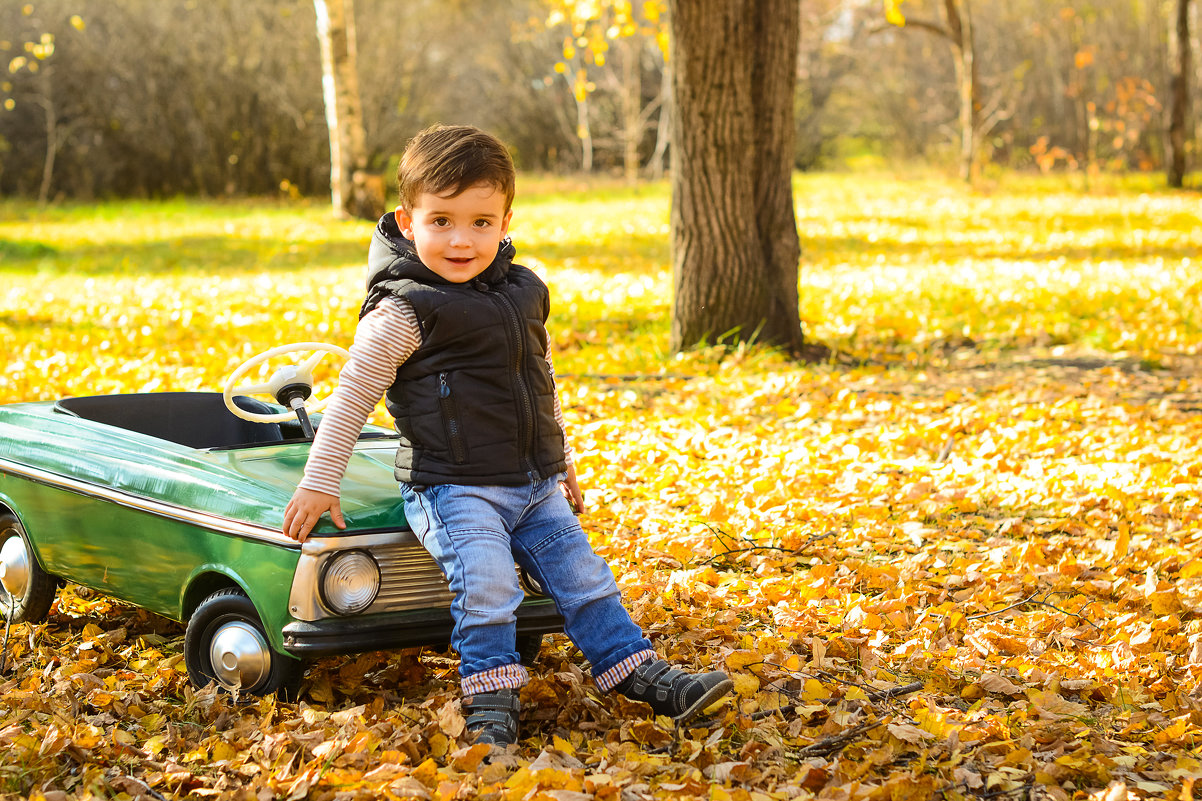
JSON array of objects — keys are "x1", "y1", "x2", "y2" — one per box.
[{"x1": 396, "y1": 183, "x2": 512, "y2": 284}]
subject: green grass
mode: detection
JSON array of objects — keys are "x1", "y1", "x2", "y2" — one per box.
[
  {"x1": 1, "y1": 170, "x2": 1200, "y2": 403},
  {"x1": 0, "y1": 198, "x2": 370, "y2": 275}
]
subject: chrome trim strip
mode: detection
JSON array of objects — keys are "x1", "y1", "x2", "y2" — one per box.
[
  {"x1": 0, "y1": 456, "x2": 297, "y2": 546},
  {"x1": 300, "y1": 530, "x2": 418, "y2": 553},
  {"x1": 290, "y1": 551, "x2": 325, "y2": 620}
]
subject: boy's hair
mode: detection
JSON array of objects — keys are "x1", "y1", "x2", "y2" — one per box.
[{"x1": 397, "y1": 125, "x2": 516, "y2": 212}]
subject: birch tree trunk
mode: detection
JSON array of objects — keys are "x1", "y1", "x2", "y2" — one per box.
[
  {"x1": 649, "y1": 65, "x2": 671, "y2": 180},
  {"x1": 313, "y1": 0, "x2": 370, "y2": 219},
  {"x1": 945, "y1": 0, "x2": 979, "y2": 182},
  {"x1": 620, "y1": 35, "x2": 642, "y2": 184},
  {"x1": 887, "y1": 0, "x2": 981, "y2": 182},
  {"x1": 1168, "y1": 0, "x2": 1193, "y2": 188},
  {"x1": 668, "y1": 0, "x2": 806, "y2": 355},
  {"x1": 574, "y1": 88, "x2": 594, "y2": 173},
  {"x1": 37, "y1": 70, "x2": 58, "y2": 207}
]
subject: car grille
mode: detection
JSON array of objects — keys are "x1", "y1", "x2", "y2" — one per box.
[{"x1": 367, "y1": 543, "x2": 455, "y2": 613}]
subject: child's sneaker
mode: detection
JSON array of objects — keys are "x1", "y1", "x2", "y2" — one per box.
[
  {"x1": 463, "y1": 688, "x2": 521, "y2": 746},
  {"x1": 614, "y1": 658, "x2": 734, "y2": 723}
]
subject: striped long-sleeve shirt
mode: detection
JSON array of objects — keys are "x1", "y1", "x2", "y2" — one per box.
[{"x1": 297, "y1": 295, "x2": 572, "y2": 496}]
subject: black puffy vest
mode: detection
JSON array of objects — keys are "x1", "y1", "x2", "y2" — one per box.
[{"x1": 361, "y1": 214, "x2": 567, "y2": 486}]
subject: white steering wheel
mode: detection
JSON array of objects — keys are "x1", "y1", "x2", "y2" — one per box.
[{"x1": 224, "y1": 342, "x2": 351, "y2": 424}]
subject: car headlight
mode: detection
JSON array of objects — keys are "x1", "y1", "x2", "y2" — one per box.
[{"x1": 320, "y1": 550, "x2": 380, "y2": 615}]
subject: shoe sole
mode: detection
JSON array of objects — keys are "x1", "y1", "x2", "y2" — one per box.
[{"x1": 672, "y1": 677, "x2": 735, "y2": 724}]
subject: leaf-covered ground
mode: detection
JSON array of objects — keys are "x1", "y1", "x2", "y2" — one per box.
[{"x1": 1, "y1": 173, "x2": 1201, "y2": 800}]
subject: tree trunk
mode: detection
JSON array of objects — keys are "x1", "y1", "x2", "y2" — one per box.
[
  {"x1": 621, "y1": 36, "x2": 642, "y2": 184},
  {"x1": 891, "y1": 1, "x2": 981, "y2": 181},
  {"x1": 945, "y1": 0, "x2": 979, "y2": 182},
  {"x1": 649, "y1": 64, "x2": 671, "y2": 180},
  {"x1": 313, "y1": 0, "x2": 370, "y2": 219},
  {"x1": 668, "y1": 0, "x2": 806, "y2": 356},
  {"x1": 570, "y1": 73, "x2": 594, "y2": 172},
  {"x1": 37, "y1": 72, "x2": 57, "y2": 208},
  {"x1": 1169, "y1": 0, "x2": 1193, "y2": 188}
]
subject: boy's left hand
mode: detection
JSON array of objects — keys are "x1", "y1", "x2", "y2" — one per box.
[
  {"x1": 561, "y1": 463, "x2": 585, "y2": 514},
  {"x1": 284, "y1": 487, "x2": 346, "y2": 542}
]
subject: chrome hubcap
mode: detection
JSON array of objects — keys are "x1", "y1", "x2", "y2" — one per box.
[
  {"x1": 208, "y1": 621, "x2": 270, "y2": 690},
  {"x1": 0, "y1": 534, "x2": 30, "y2": 600}
]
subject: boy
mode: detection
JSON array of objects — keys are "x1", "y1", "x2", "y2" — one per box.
[{"x1": 283, "y1": 124, "x2": 731, "y2": 746}]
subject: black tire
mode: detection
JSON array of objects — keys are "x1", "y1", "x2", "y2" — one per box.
[
  {"x1": 0, "y1": 513, "x2": 57, "y2": 624},
  {"x1": 517, "y1": 633, "x2": 545, "y2": 666},
  {"x1": 184, "y1": 588, "x2": 303, "y2": 700}
]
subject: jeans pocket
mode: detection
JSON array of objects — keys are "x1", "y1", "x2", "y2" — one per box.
[{"x1": 400, "y1": 483, "x2": 432, "y2": 543}]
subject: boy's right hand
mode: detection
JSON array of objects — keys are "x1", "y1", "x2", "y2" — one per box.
[{"x1": 283, "y1": 488, "x2": 346, "y2": 542}]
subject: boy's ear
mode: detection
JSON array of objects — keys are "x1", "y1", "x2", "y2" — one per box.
[
  {"x1": 395, "y1": 206, "x2": 414, "y2": 239},
  {"x1": 501, "y1": 208, "x2": 513, "y2": 238}
]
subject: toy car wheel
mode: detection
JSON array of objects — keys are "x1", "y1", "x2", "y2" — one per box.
[
  {"x1": 0, "y1": 512, "x2": 57, "y2": 624},
  {"x1": 517, "y1": 633, "x2": 544, "y2": 666},
  {"x1": 185, "y1": 588, "x2": 303, "y2": 700}
]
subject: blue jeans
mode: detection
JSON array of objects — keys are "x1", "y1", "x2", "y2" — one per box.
[{"x1": 399, "y1": 474, "x2": 652, "y2": 686}]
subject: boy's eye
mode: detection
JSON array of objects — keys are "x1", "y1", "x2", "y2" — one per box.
[
  {"x1": 473, "y1": 219, "x2": 492, "y2": 228},
  {"x1": 432, "y1": 217, "x2": 450, "y2": 227}
]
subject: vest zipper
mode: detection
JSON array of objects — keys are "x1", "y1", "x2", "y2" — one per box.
[{"x1": 438, "y1": 371, "x2": 468, "y2": 465}]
